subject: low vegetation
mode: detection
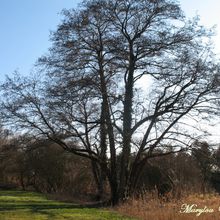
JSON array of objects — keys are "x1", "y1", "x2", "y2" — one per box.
[
  {"x1": 0, "y1": 190, "x2": 135, "y2": 220},
  {"x1": 116, "y1": 192, "x2": 220, "y2": 220}
]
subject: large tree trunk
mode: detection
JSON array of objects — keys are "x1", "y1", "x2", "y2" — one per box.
[
  {"x1": 97, "y1": 50, "x2": 119, "y2": 205},
  {"x1": 108, "y1": 175, "x2": 119, "y2": 206},
  {"x1": 91, "y1": 161, "x2": 105, "y2": 201},
  {"x1": 119, "y1": 42, "x2": 135, "y2": 200}
]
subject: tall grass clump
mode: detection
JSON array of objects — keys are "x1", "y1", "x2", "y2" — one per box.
[{"x1": 115, "y1": 191, "x2": 220, "y2": 220}]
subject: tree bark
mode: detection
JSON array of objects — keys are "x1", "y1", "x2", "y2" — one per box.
[
  {"x1": 119, "y1": 42, "x2": 135, "y2": 199},
  {"x1": 97, "y1": 50, "x2": 118, "y2": 205}
]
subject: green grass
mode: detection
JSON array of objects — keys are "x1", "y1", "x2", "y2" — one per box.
[{"x1": 0, "y1": 190, "x2": 135, "y2": 220}]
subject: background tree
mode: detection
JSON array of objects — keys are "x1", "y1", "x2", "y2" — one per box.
[
  {"x1": 213, "y1": 145, "x2": 220, "y2": 169},
  {"x1": 209, "y1": 145, "x2": 220, "y2": 193},
  {"x1": 0, "y1": 134, "x2": 98, "y2": 197},
  {"x1": 1, "y1": 0, "x2": 220, "y2": 205},
  {"x1": 192, "y1": 141, "x2": 215, "y2": 193}
]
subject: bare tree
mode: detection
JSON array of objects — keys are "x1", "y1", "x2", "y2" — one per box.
[{"x1": 1, "y1": 0, "x2": 220, "y2": 205}]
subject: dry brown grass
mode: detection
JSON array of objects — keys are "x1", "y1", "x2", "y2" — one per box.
[{"x1": 115, "y1": 192, "x2": 220, "y2": 220}]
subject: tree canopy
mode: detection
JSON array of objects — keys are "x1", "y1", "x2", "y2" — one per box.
[{"x1": 1, "y1": 0, "x2": 220, "y2": 204}]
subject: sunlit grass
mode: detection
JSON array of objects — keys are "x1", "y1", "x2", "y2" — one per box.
[{"x1": 0, "y1": 190, "x2": 135, "y2": 220}]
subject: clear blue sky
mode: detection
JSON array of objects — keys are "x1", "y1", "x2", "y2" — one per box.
[
  {"x1": 0, "y1": 0, "x2": 220, "y2": 81},
  {"x1": 0, "y1": 0, "x2": 81, "y2": 80}
]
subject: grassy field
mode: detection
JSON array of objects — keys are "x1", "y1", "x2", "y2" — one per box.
[
  {"x1": 2, "y1": 190, "x2": 219, "y2": 220},
  {"x1": 0, "y1": 190, "x2": 135, "y2": 220}
]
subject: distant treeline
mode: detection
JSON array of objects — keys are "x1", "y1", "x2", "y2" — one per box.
[{"x1": 0, "y1": 133, "x2": 220, "y2": 201}]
